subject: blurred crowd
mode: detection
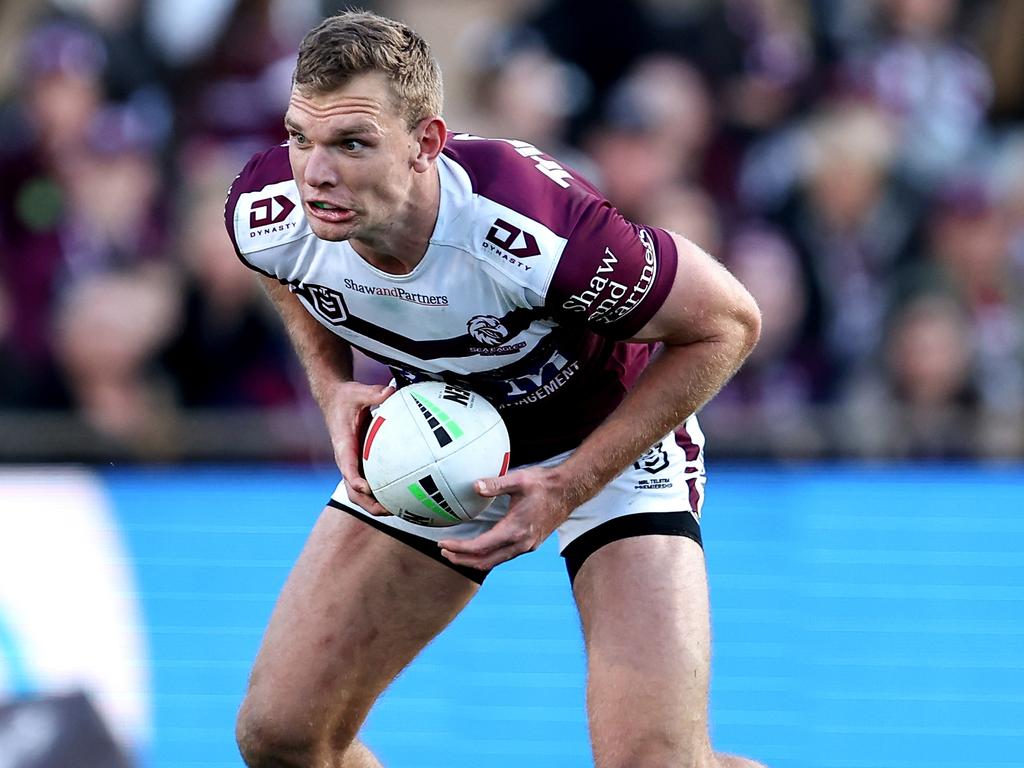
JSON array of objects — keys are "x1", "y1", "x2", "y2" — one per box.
[{"x1": 2, "y1": 0, "x2": 1023, "y2": 462}]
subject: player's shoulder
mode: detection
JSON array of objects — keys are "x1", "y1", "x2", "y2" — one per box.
[
  {"x1": 229, "y1": 143, "x2": 292, "y2": 195},
  {"x1": 439, "y1": 132, "x2": 619, "y2": 295},
  {"x1": 225, "y1": 143, "x2": 309, "y2": 265},
  {"x1": 442, "y1": 134, "x2": 681, "y2": 340},
  {"x1": 441, "y1": 132, "x2": 606, "y2": 239}
]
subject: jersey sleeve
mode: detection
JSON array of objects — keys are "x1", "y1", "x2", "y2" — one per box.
[
  {"x1": 223, "y1": 144, "x2": 299, "y2": 280},
  {"x1": 545, "y1": 198, "x2": 679, "y2": 340},
  {"x1": 224, "y1": 152, "x2": 261, "y2": 260}
]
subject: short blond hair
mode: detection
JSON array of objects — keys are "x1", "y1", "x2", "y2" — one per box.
[{"x1": 294, "y1": 10, "x2": 443, "y2": 129}]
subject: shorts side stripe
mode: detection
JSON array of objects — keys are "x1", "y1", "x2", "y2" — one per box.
[
  {"x1": 561, "y1": 510, "x2": 702, "y2": 585},
  {"x1": 686, "y1": 477, "x2": 702, "y2": 518},
  {"x1": 326, "y1": 499, "x2": 489, "y2": 584}
]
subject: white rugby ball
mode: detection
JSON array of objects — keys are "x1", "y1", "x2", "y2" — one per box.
[{"x1": 361, "y1": 381, "x2": 511, "y2": 526}]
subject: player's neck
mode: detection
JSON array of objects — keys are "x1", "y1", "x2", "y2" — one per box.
[{"x1": 351, "y1": 165, "x2": 440, "y2": 275}]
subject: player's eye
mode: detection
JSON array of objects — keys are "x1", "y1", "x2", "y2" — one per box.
[
  {"x1": 340, "y1": 139, "x2": 365, "y2": 151},
  {"x1": 288, "y1": 131, "x2": 309, "y2": 146}
]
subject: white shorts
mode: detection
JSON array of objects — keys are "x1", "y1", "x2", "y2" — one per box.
[{"x1": 328, "y1": 415, "x2": 707, "y2": 583}]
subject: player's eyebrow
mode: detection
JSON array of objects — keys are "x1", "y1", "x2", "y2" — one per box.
[
  {"x1": 327, "y1": 122, "x2": 381, "y2": 139},
  {"x1": 284, "y1": 116, "x2": 381, "y2": 139}
]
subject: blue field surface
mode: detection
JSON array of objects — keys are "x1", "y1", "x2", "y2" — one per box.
[{"x1": 96, "y1": 464, "x2": 1024, "y2": 767}]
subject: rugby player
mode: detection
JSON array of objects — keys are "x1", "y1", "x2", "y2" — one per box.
[{"x1": 226, "y1": 10, "x2": 765, "y2": 768}]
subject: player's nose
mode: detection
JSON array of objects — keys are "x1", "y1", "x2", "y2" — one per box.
[{"x1": 303, "y1": 146, "x2": 339, "y2": 188}]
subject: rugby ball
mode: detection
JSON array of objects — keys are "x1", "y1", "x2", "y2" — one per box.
[{"x1": 362, "y1": 382, "x2": 511, "y2": 526}]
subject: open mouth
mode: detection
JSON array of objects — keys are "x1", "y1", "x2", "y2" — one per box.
[{"x1": 307, "y1": 201, "x2": 355, "y2": 222}]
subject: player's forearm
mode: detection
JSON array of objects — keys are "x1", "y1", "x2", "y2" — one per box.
[
  {"x1": 261, "y1": 277, "x2": 354, "y2": 410},
  {"x1": 555, "y1": 322, "x2": 759, "y2": 509},
  {"x1": 292, "y1": 326, "x2": 355, "y2": 413}
]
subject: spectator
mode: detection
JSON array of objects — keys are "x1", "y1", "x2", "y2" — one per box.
[
  {"x1": 0, "y1": 19, "x2": 107, "y2": 376},
  {"x1": 922, "y1": 176, "x2": 1024, "y2": 415},
  {"x1": 842, "y1": 291, "x2": 981, "y2": 458},
  {"x1": 461, "y1": 25, "x2": 590, "y2": 156},
  {"x1": 839, "y1": 0, "x2": 993, "y2": 188},
  {"x1": 60, "y1": 104, "x2": 169, "y2": 281},
  {"x1": 999, "y1": 136, "x2": 1024, "y2": 279},
  {"x1": 63, "y1": 0, "x2": 172, "y2": 106},
  {"x1": 584, "y1": 56, "x2": 713, "y2": 219},
  {"x1": 639, "y1": 183, "x2": 723, "y2": 257},
  {"x1": 0, "y1": 276, "x2": 33, "y2": 407},
  {"x1": 174, "y1": 0, "x2": 313, "y2": 149},
  {"x1": 769, "y1": 101, "x2": 914, "y2": 387},
  {"x1": 160, "y1": 146, "x2": 301, "y2": 410},
  {"x1": 50, "y1": 269, "x2": 180, "y2": 460},
  {"x1": 700, "y1": 225, "x2": 830, "y2": 457},
  {"x1": 526, "y1": 0, "x2": 658, "y2": 128},
  {"x1": 646, "y1": 0, "x2": 823, "y2": 206},
  {"x1": 1, "y1": 1, "x2": 1022, "y2": 462}
]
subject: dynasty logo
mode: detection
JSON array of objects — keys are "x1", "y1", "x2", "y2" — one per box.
[
  {"x1": 482, "y1": 218, "x2": 542, "y2": 270},
  {"x1": 485, "y1": 219, "x2": 541, "y2": 258},
  {"x1": 249, "y1": 194, "x2": 296, "y2": 237}
]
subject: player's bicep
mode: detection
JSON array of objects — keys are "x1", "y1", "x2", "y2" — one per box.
[
  {"x1": 629, "y1": 231, "x2": 760, "y2": 346},
  {"x1": 260, "y1": 275, "x2": 353, "y2": 363},
  {"x1": 260, "y1": 275, "x2": 307, "y2": 326}
]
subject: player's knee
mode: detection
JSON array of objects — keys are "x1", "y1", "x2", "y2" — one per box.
[
  {"x1": 236, "y1": 694, "x2": 360, "y2": 768},
  {"x1": 236, "y1": 708, "x2": 291, "y2": 767},
  {"x1": 236, "y1": 699, "x2": 312, "y2": 767}
]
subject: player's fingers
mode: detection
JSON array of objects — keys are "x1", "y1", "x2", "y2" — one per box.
[
  {"x1": 336, "y1": 449, "x2": 369, "y2": 492},
  {"x1": 440, "y1": 542, "x2": 521, "y2": 570},
  {"x1": 336, "y1": 440, "x2": 355, "y2": 463},
  {"x1": 438, "y1": 526, "x2": 518, "y2": 555},
  {"x1": 346, "y1": 474, "x2": 374, "y2": 497},
  {"x1": 363, "y1": 383, "x2": 395, "y2": 406},
  {"x1": 338, "y1": 452, "x2": 384, "y2": 511},
  {"x1": 346, "y1": 481, "x2": 390, "y2": 516},
  {"x1": 475, "y1": 476, "x2": 514, "y2": 498}
]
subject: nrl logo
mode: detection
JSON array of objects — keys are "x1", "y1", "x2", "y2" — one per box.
[
  {"x1": 634, "y1": 442, "x2": 670, "y2": 474},
  {"x1": 294, "y1": 283, "x2": 348, "y2": 325}
]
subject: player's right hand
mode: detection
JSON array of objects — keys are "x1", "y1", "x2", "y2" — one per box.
[{"x1": 324, "y1": 381, "x2": 395, "y2": 516}]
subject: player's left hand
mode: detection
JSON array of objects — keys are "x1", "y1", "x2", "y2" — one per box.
[{"x1": 437, "y1": 466, "x2": 575, "y2": 570}]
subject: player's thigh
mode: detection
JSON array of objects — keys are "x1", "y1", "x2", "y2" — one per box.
[
  {"x1": 240, "y1": 505, "x2": 479, "y2": 743},
  {"x1": 572, "y1": 534, "x2": 712, "y2": 765}
]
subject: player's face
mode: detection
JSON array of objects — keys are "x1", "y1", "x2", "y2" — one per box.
[{"x1": 284, "y1": 73, "x2": 423, "y2": 243}]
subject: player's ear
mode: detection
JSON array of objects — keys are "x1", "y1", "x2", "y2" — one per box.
[{"x1": 412, "y1": 116, "x2": 446, "y2": 172}]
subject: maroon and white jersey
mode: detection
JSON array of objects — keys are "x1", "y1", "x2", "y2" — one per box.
[{"x1": 226, "y1": 132, "x2": 701, "y2": 464}]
